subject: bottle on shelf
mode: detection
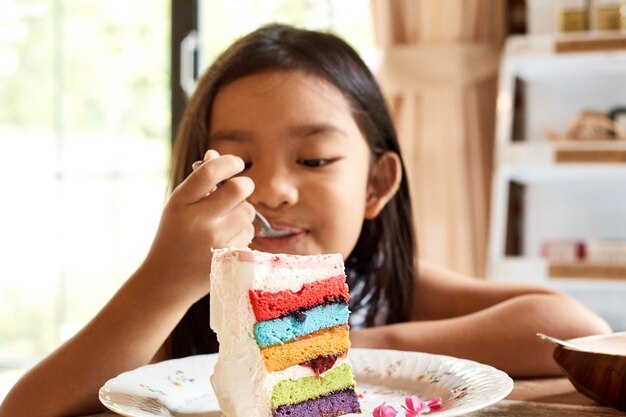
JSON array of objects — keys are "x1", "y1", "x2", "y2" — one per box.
[
  {"x1": 594, "y1": 0, "x2": 621, "y2": 30},
  {"x1": 558, "y1": 0, "x2": 589, "y2": 31}
]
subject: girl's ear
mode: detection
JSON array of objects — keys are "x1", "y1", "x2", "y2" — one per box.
[{"x1": 364, "y1": 151, "x2": 402, "y2": 219}]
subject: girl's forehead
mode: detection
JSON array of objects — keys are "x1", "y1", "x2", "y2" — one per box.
[
  {"x1": 209, "y1": 70, "x2": 368, "y2": 152},
  {"x1": 215, "y1": 70, "x2": 345, "y2": 106},
  {"x1": 211, "y1": 70, "x2": 356, "y2": 128}
]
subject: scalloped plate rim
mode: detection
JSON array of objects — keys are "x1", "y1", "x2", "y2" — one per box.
[{"x1": 99, "y1": 347, "x2": 513, "y2": 417}]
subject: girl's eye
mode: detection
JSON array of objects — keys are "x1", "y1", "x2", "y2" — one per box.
[{"x1": 298, "y1": 159, "x2": 331, "y2": 168}]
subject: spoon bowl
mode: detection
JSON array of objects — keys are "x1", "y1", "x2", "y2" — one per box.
[{"x1": 252, "y1": 212, "x2": 292, "y2": 238}]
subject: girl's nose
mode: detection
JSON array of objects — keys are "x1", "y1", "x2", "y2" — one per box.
[{"x1": 248, "y1": 164, "x2": 298, "y2": 210}]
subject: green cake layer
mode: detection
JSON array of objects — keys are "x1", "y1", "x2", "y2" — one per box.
[{"x1": 270, "y1": 363, "x2": 356, "y2": 408}]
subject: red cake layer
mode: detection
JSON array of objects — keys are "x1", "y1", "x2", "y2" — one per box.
[{"x1": 249, "y1": 275, "x2": 349, "y2": 322}]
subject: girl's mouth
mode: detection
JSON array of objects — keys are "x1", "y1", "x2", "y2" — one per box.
[
  {"x1": 253, "y1": 225, "x2": 306, "y2": 248},
  {"x1": 255, "y1": 222, "x2": 299, "y2": 237}
]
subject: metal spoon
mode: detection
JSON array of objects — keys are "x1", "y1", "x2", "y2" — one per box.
[
  {"x1": 536, "y1": 333, "x2": 589, "y2": 351},
  {"x1": 191, "y1": 160, "x2": 291, "y2": 238}
]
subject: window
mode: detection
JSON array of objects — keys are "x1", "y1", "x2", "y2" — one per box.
[
  {"x1": 197, "y1": 0, "x2": 374, "y2": 68},
  {"x1": 173, "y1": 1, "x2": 375, "y2": 135},
  {"x1": 0, "y1": 0, "x2": 170, "y2": 376}
]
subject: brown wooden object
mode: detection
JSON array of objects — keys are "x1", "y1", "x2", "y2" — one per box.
[{"x1": 553, "y1": 332, "x2": 626, "y2": 411}]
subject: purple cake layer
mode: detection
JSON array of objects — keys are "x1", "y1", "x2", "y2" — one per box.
[{"x1": 272, "y1": 388, "x2": 361, "y2": 417}]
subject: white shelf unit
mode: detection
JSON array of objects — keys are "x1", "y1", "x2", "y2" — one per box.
[{"x1": 488, "y1": 33, "x2": 626, "y2": 331}]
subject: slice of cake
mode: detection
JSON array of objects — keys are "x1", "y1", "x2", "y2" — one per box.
[{"x1": 210, "y1": 248, "x2": 361, "y2": 417}]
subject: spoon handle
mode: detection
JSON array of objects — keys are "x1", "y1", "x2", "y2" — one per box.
[
  {"x1": 536, "y1": 333, "x2": 587, "y2": 351},
  {"x1": 254, "y1": 211, "x2": 272, "y2": 232}
]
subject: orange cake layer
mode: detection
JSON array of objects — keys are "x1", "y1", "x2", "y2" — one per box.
[
  {"x1": 249, "y1": 275, "x2": 349, "y2": 322},
  {"x1": 261, "y1": 325, "x2": 350, "y2": 372}
]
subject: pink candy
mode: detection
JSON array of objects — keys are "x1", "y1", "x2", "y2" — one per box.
[
  {"x1": 373, "y1": 395, "x2": 444, "y2": 417},
  {"x1": 373, "y1": 402, "x2": 398, "y2": 417},
  {"x1": 401, "y1": 395, "x2": 428, "y2": 417},
  {"x1": 426, "y1": 397, "x2": 444, "y2": 411}
]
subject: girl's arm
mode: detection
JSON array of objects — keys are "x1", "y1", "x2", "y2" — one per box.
[
  {"x1": 0, "y1": 152, "x2": 255, "y2": 417},
  {"x1": 350, "y1": 261, "x2": 612, "y2": 377},
  {"x1": 0, "y1": 267, "x2": 194, "y2": 417}
]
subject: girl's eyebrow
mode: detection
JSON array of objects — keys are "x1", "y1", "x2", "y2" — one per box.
[
  {"x1": 289, "y1": 123, "x2": 347, "y2": 139},
  {"x1": 209, "y1": 129, "x2": 250, "y2": 142},
  {"x1": 210, "y1": 123, "x2": 347, "y2": 142}
]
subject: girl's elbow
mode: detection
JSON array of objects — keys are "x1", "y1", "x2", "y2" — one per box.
[
  {"x1": 579, "y1": 311, "x2": 612, "y2": 336},
  {"x1": 550, "y1": 293, "x2": 613, "y2": 338}
]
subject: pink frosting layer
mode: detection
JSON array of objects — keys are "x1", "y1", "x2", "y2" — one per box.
[{"x1": 217, "y1": 248, "x2": 344, "y2": 270}]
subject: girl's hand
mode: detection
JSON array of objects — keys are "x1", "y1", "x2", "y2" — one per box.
[{"x1": 140, "y1": 150, "x2": 255, "y2": 303}]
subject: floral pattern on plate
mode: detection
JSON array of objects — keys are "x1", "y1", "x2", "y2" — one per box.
[{"x1": 99, "y1": 348, "x2": 513, "y2": 417}]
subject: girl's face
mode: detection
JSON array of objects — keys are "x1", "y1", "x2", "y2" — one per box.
[{"x1": 209, "y1": 70, "x2": 373, "y2": 258}]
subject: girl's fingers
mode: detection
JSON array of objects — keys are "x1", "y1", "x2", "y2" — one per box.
[
  {"x1": 220, "y1": 204, "x2": 256, "y2": 248},
  {"x1": 195, "y1": 176, "x2": 255, "y2": 214},
  {"x1": 202, "y1": 201, "x2": 256, "y2": 249},
  {"x1": 174, "y1": 154, "x2": 246, "y2": 203},
  {"x1": 226, "y1": 223, "x2": 256, "y2": 248},
  {"x1": 203, "y1": 149, "x2": 220, "y2": 162},
  {"x1": 191, "y1": 149, "x2": 220, "y2": 170}
]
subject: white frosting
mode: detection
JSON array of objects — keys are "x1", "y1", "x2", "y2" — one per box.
[
  {"x1": 209, "y1": 248, "x2": 346, "y2": 417},
  {"x1": 244, "y1": 261, "x2": 342, "y2": 292},
  {"x1": 264, "y1": 356, "x2": 350, "y2": 386}
]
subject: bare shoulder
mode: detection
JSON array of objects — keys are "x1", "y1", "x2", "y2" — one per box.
[{"x1": 412, "y1": 260, "x2": 560, "y2": 320}]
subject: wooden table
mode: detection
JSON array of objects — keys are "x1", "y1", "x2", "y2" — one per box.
[
  {"x1": 467, "y1": 377, "x2": 626, "y2": 416},
  {"x1": 87, "y1": 377, "x2": 625, "y2": 416}
]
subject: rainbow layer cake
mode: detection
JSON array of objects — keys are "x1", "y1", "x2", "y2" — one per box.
[{"x1": 210, "y1": 248, "x2": 361, "y2": 417}]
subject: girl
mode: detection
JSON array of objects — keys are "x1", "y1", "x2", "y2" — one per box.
[{"x1": 0, "y1": 24, "x2": 610, "y2": 417}]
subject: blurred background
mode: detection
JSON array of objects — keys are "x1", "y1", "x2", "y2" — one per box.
[
  {"x1": 0, "y1": 0, "x2": 377, "y2": 397},
  {"x1": 1, "y1": 0, "x2": 625, "y2": 400}
]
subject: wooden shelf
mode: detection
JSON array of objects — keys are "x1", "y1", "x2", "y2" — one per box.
[
  {"x1": 492, "y1": 258, "x2": 626, "y2": 286},
  {"x1": 503, "y1": 33, "x2": 626, "y2": 80},
  {"x1": 548, "y1": 262, "x2": 626, "y2": 280},
  {"x1": 489, "y1": 33, "x2": 626, "y2": 331},
  {"x1": 496, "y1": 142, "x2": 626, "y2": 182},
  {"x1": 556, "y1": 148, "x2": 626, "y2": 163},
  {"x1": 502, "y1": 141, "x2": 626, "y2": 163},
  {"x1": 555, "y1": 33, "x2": 626, "y2": 54}
]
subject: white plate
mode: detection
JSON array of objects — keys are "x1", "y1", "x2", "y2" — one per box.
[{"x1": 99, "y1": 348, "x2": 513, "y2": 417}]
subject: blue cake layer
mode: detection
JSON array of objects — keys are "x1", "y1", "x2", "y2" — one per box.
[{"x1": 254, "y1": 303, "x2": 349, "y2": 348}]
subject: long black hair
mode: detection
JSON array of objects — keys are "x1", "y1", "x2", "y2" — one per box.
[{"x1": 167, "y1": 24, "x2": 417, "y2": 357}]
